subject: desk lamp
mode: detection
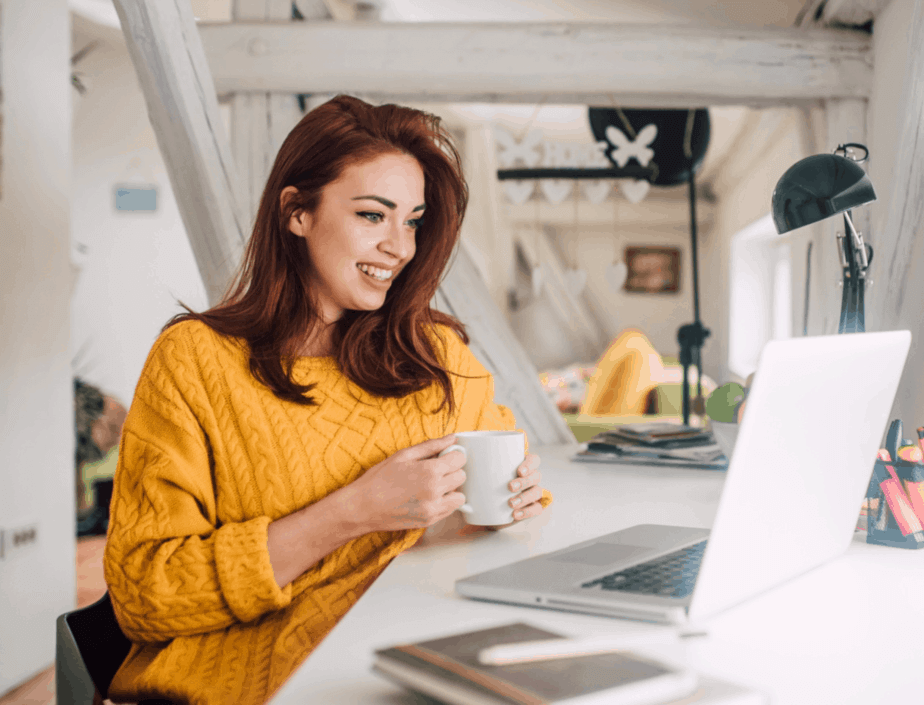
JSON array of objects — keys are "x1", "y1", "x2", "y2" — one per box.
[{"x1": 771, "y1": 143, "x2": 876, "y2": 333}]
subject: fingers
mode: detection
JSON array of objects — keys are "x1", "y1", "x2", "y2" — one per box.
[
  {"x1": 402, "y1": 434, "x2": 457, "y2": 460},
  {"x1": 511, "y1": 495, "x2": 544, "y2": 521},
  {"x1": 509, "y1": 485, "x2": 543, "y2": 511},
  {"x1": 437, "y1": 467, "x2": 466, "y2": 496},
  {"x1": 509, "y1": 454, "x2": 541, "y2": 493}
]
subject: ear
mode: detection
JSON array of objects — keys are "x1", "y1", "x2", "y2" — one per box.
[{"x1": 280, "y1": 186, "x2": 310, "y2": 238}]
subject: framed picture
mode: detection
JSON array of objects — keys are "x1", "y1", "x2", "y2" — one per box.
[{"x1": 623, "y1": 246, "x2": 681, "y2": 293}]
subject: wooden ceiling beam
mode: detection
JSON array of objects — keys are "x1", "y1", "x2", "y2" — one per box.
[{"x1": 197, "y1": 21, "x2": 872, "y2": 107}]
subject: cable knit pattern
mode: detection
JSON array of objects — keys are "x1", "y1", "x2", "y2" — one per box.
[{"x1": 104, "y1": 320, "x2": 551, "y2": 705}]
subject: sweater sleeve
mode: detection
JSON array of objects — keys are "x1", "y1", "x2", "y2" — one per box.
[{"x1": 104, "y1": 329, "x2": 292, "y2": 644}]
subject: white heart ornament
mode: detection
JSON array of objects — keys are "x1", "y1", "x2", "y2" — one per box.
[
  {"x1": 582, "y1": 180, "x2": 611, "y2": 204},
  {"x1": 607, "y1": 262, "x2": 628, "y2": 292},
  {"x1": 540, "y1": 179, "x2": 572, "y2": 205},
  {"x1": 531, "y1": 266, "x2": 544, "y2": 298},
  {"x1": 620, "y1": 179, "x2": 650, "y2": 204},
  {"x1": 565, "y1": 268, "x2": 588, "y2": 296},
  {"x1": 504, "y1": 180, "x2": 535, "y2": 205}
]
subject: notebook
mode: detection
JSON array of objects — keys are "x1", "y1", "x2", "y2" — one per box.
[{"x1": 456, "y1": 331, "x2": 912, "y2": 624}]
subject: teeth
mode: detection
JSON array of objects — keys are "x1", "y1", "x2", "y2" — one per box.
[{"x1": 357, "y1": 263, "x2": 394, "y2": 281}]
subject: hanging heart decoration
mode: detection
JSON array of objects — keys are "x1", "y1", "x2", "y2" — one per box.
[
  {"x1": 504, "y1": 181, "x2": 535, "y2": 205},
  {"x1": 582, "y1": 180, "x2": 611, "y2": 204},
  {"x1": 539, "y1": 142, "x2": 574, "y2": 205},
  {"x1": 581, "y1": 139, "x2": 612, "y2": 204},
  {"x1": 607, "y1": 262, "x2": 629, "y2": 292},
  {"x1": 531, "y1": 265, "x2": 544, "y2": 298},
  {"x1": 496, "y1": 128, "x2": 542, "y2": 205},
  {"x1": 620, "y1": 179, "x2": 650, "y2": 204},
  {"x1": 564, "y1": 268, "x2": 588, "y2": 296}
]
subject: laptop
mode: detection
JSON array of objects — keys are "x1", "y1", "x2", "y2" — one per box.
[{"x1": 456, "y1": 330, "x2": 912, "y2": 624}]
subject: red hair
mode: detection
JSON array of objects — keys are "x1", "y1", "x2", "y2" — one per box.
[{"x1": 167, "y1": 95, "x2": 470, "y2": 411}]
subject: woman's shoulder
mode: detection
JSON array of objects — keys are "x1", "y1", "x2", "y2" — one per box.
[
  {"x1": 148, "y1": 318, "x2": 246, "y2": 371},
  {"x1": 428, "y1": 323, "x2": 487, "y2": 377}
]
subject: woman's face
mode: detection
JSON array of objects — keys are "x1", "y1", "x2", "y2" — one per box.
[{"x1": 285, "y1": 152, "x2": 425, "y2": 324}]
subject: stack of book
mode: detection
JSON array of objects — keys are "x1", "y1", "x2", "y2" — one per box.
[
  {"x1": 573, "y1": 422, "x2": 727, "y2": 470},
  {"x1": 372, "y1": 621, "x2": 766, "y2": 704}
]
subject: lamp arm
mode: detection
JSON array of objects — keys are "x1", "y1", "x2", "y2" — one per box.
[
  {"x1": 837, "y1": 210, "x2": 868, "y2": 334},
  {"x1": 843, "y1": 211, "x2": 869, "y2": 271}
]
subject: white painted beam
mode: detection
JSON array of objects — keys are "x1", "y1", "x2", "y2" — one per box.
[
  {"x1": 821, "y1": 0, "x2": 890, "y2": 26},
  {"x1": 230, "y1": 0, "x2": 304, "y2": 224},
  {"x1": 112, "y1": 0, "x2": 246, "y2": 305},
  {"x1": 197, "y1": 22, "x2": 872, "y2": 106}
]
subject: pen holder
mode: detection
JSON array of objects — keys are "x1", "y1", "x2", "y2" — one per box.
[{"x1": 865, "y1": 459, "x2": 924, "y2": 549}]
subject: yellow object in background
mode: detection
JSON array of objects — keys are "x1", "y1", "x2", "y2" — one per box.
[{"x1": 581, "y1": 329, "x2": 664, "y2": 417}]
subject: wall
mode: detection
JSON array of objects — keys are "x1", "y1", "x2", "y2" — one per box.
[
  {"x1": 70, "y1": 36, "x2": 207, "y2": 408},
  {"x1": 0, "y1": 0, "x2": 76, "y2": 693},
  {"x1": 866, "y1": 0, "x2": 920, "y2": 428},
  {"x1": 705, "y1": 106, "x2": 819, "y2": 384},
  {"x1": 550, "y1": 210, "x2": 698, "y2": 365}
]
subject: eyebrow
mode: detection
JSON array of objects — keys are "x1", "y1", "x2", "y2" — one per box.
[{"x1": 352, "y1": 195, "x2": 426, "y2": 212}]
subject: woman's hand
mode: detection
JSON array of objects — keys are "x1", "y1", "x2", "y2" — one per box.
[
  {"x1": 347, "y1": 434, "x2": 468, "y2": 533},
  {"x1": 480, "y1": 453, "x2": 546, "y2": 531}
]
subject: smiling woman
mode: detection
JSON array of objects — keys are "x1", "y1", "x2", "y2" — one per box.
[
  {"x1": 281, "y1": 152, "x2": 426, "y2": 338},
  {"x1": 102, "y1": 96, "x2": 551, "y2": 705}
]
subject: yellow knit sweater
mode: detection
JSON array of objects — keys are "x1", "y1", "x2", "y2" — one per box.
[{"x1": 104, "y1": 320, "x2": 550, "y2": 705}]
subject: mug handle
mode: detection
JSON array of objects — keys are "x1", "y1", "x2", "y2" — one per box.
[{"x1": 438, "y1": 444, "x2": 472, "y2": 514}]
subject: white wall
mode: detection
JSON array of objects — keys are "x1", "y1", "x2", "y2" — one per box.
[
  {"x1": 0, "y1": 0, "x2": 76, "y2": 693},
  {"x1": 866, "y1": 0, "x2": 921, "y2": 429},
  {"x1": 552, "y1": 217, "x2": 697, "y2": 363},
  {"x1": 70, "y1": 37, "x2": 207, "y2": 408},
  {"x1": 706, "y1": 107, "x2": 818, "y2": 385}
]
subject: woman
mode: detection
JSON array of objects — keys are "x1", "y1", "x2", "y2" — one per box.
[{"x1": 103, "y1": 95, "x2": 551, "y2": 705}]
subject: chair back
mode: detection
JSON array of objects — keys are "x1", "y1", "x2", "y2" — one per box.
[{"x1": 56, "y1": 592, "x2": 132, "y2": 705}]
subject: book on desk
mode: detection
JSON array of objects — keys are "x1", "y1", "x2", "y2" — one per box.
[
  {"x1": 572, "y1": 423, "x2": 728, "y2": 471},
  {"x1": 372, "y1": 622, "x2": 766, "y2": 705}
]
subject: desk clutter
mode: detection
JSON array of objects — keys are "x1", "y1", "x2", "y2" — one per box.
[
  {"x1": 864, "y1": 418, "x2": 924, "y2": 549},
  {"x1": 573, "y1": 422, "x2": 728, "y2": 470},
  {"x1": 372, "y1": 622, "x2": 765, "y2": 705}
]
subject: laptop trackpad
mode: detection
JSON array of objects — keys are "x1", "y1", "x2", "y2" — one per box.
[{"x1": 548, "y1": 544, "x2": 649, "y2": 566}]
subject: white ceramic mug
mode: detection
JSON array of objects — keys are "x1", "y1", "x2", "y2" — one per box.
[{"x1": 438, "y1": 430, "x2": 526, "y2": 525}]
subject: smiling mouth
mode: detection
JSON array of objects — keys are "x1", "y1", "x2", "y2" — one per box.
[{"x1": 357, "y1": 263, "x2": 394, "y2": 282}]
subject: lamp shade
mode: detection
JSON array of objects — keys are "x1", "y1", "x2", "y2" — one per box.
[{"x1": 771, "y1": 154, "x2": 876, "y2": 234}]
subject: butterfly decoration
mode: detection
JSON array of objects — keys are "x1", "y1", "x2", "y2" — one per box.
[{"x1": 604, "y1": 124, "x2": 658, "y2": 168}]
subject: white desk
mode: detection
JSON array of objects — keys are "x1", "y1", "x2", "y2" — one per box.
[{"x1": 269, "y1": 443, "x2": 924, "y2": 704}]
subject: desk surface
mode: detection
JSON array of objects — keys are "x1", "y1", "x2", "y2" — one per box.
[{"x1": 270, "y1": 444, "x2": 924, "y2": 704}]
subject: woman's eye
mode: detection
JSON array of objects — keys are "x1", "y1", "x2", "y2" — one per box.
[
  {"x1": 406, "y1": 218, "x2": 424, "y2": 230},
  {"x1": 359, "y1": 211, "x2": 384, "y2": 224}
]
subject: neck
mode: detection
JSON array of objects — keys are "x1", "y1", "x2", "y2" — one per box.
[{"x1": 298, "y1": 319, "x2": 337, "y2": 357}]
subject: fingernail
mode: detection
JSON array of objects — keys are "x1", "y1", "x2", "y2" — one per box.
[
  {"x1": 511, "y1": 497, "x2": 522, "y2": 507},
  {"x1": 515, "y1": 510, "x2": 524, "y2": 519},
  {"x1": 511, "y1": 480, "x2": 521, "y2": 490}
]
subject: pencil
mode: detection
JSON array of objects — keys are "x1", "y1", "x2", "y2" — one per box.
[{"x1": 881, "y1": 463, "x2": 924, "y2": 535}]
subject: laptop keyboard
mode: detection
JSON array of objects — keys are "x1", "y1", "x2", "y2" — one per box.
[{"x1": 580, "y1": 541, "x2": 707, "y2": 598}]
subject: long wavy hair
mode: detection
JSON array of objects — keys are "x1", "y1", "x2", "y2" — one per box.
[{"x1": 167, "y1": 95, "x2": 470, "y2": 411}]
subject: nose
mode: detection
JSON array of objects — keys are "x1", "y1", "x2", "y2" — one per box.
[{"x1": 379, "y1": 220, "x2": 414, "y2": 262}]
